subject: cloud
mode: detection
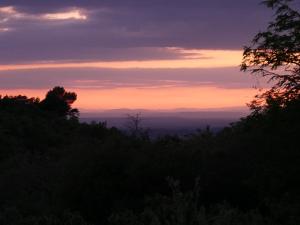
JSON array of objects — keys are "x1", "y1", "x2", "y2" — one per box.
[
  {"x1": 0, "y1": 65, "x2": 266, "y2": 110},
  {"x1": 0, "y1": 5, "x2": 88, "y2": 20},
  {"x1": 0, "y1": 6, "x2": 19, "y2": 15},
  {"x1": 0, "y1": 27, "x2": 10, "y2": 32},
  {"x1": 0, "y1": 5, "x2": 88, "y2": 32},
  {"x1": 0, "y1": 49, "x2": 243, "y2": 70},
  {"x1": 0, "y1": 1, "x2": 275, "y2": 110},
  {"x1": 0, "y1": 0, "x2": 273, "y2": 63},
  {"x1": 0, "y1": 47, "x2": 199, "y2": 64},
  {"x1": 0, "y1": 66, "x2": 265, "y2": 91},
  {"x1": 42, "y1": 9, "x2": 87, "y2": 20}
]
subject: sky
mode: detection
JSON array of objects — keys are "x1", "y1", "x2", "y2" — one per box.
[{"x1": 0, "y1": 0, "x2": 273, "y2": 111}]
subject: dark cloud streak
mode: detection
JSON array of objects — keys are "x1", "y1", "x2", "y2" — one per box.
[{"x1": 0, "y1": 67, "x2": 262, "y2": 90}]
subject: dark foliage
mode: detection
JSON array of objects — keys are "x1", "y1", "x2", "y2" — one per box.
[
  {"x1": 241, "y1": 0, "x2": 300, "y2": 109},
  {"x1": 0, "y1": 86, "x2": 299, "y2": 224},
  {"x1": 40, "y1": 86, "x2": 79, "y2": 119}
]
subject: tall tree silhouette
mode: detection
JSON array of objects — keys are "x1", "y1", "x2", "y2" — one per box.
[
  {"x1": 40, "y1": 86, "x2": 79, "y2": 118},
  {"x1": 241, "y1": 0, "x2": 300, "y2": 109}
]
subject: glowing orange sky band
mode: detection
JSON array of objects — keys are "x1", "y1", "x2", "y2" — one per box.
[
  {"x1": 0, "y1": 50, "x2": 242, "y2": 71},
  {"x1": 0, "y1": 86, "x2": 257, "y2": 110}
]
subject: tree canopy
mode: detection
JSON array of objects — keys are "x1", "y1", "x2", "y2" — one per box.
[
  {"x1": 40, "y1": 86, "x2": 79, "y2": 118},
  {"x1": 241, "y1": 0, "x2": 300, "y2": 109},
  {"x1": 1, "y1": 85, "x2": 300, "y2": 225}
]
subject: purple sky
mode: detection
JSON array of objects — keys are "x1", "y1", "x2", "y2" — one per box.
[
  {"x1": 0, "y1": 0, "x2": 273, "y2": 110},
  {"x1": 0, "y1": 0, "x2": 272, "y2": 63}
]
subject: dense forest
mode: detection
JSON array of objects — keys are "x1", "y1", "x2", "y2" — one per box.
[
  {"x1": 1, "y1": 85, "x2": 299, "y2": 225},
  {"x1": 0, "y1": 0, "x2": 300, "y2": 224}
]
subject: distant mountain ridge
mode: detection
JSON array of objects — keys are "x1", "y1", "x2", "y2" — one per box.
[
  {"x1": 80, "y1": 107, "x2": 249, "y2": 119},
  {"x1": 79, "y1": 108, "x2": 249, "y2": 136}
]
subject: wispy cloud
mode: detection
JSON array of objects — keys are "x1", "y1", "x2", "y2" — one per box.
[
  {"x1": 42, "y1": 9, "x2": 87, "y2": 20},
  {"x1": 0, "y1": 6, "x2": 88, "y2": 32},
  {"x1": 0, "y1": 49, "x2": 242, "y2": 70},
  {"x1": 0, "y1": 6, "x2": 19, "y2": 15},
  {"x1": 0, "y1": 27, "x2": 10, "y2": 32},
  {"x1": 0, "y1": 66, "x2": 262, "y2": 91}
]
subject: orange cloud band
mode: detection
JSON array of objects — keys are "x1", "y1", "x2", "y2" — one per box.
[{"x1": 0, "y1": 50, "x2": 243, "y2": 70}]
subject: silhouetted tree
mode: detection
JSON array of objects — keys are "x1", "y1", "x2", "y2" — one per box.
[
  {"x1": 241, "y1": 0, "x2": 300, "y2": 109},
  {"x1": 125, "y1": 113, "x2": 149, "y2": 139},
  {"x1": 40, "y1": 86, "x2": 79, "y2": 118},
  {"x1": 125, "y1": 113, "x2": 143, "y2": 136},
  {"x1": 0, "y1": 95, "x2": 39, "y2": 106}
]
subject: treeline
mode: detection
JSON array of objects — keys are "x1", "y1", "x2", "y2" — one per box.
[{"x1": 0, "y1": 87, "x2": 299, "y2": 225}]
